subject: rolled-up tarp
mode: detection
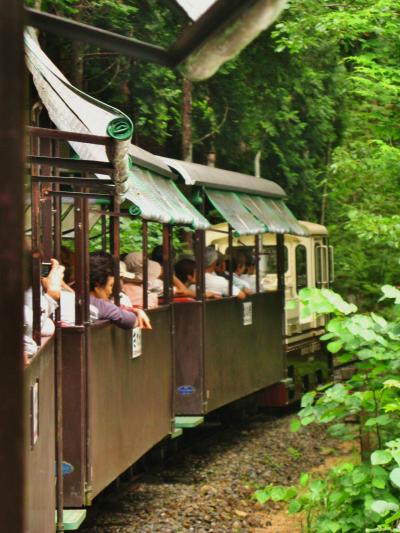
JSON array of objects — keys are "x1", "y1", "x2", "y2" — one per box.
[{"x1": 24, "y1": 30, "x2": 210, "y2": 229}]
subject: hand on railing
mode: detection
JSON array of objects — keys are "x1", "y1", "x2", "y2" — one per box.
[{"x1": 133, "y1": 308, "x2": 152, "y2": 329}]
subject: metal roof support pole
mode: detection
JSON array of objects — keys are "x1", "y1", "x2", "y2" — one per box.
[
  {"x1": 39, "y1": 135, "x2": 54, "y2": 261},
  {"x1": 195, "y1": 230, "x2": 205, "y2": 301},
  {"x1": 195, "y1": 188, "x2": 206, "y2": 301},
  {"x1": 81, "y1": 191, "x2": 92, "y2": 506},
  {"x1": 30, "y1": 135, "x2": 43, "y2": 346},
  {"x1": 53, "y1": 141, "x2": 63, "y2": 528},
  {"x1": 0, "y1": 1, "x2": 24, "y2": 531},
  {"x1": 255, "y1": 234, "x2": 260, "y2": 294},
  {"x1": 74, "y1": 197, "x2": 86, "y2": 326},
  {"x1": 162, "y1": 225, "x2": 173, "y2": 305},
  {"x1": 110, "y1": 195, "x2": 121, "y2": 306},
  {"x1": 142, "y1": 220, "x2": 149, "y2": 310},
  {"x1": 228, "y1": 226, "x2": 233, "y2": 297},
  {"x1": 276, "y1": 233, "x2": 285, "y2": 338},
  {"x1": 52, "y1": 150, "x2": 64, "y2": 532},
  {"x1": 101, "y1": 205, "x2": 108, "y2": 252}
]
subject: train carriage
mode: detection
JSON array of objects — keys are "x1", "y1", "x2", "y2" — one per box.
[
  {"x1": 162, "y1": 159, "x2": 329, "y2": 413},
  {"x1": 21, "y1": 20, "x2": 333, "y2": 531}
]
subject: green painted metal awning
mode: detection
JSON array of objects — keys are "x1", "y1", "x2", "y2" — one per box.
[
  {"x1": 239, "y1": 194, "x2": 308, "y2": 237},
  {"x1": 164, "y1": 160, "x2": 306, "y2": 237},
  {"x1": 205, "y1": 189, "x2": 265, "y2": 236},
  {"x1": 127, "y1": 165, "x2": 210, "y2": 228},
  {"x1": 25, "y1": 30, "x2": 209, "y2": 230}
]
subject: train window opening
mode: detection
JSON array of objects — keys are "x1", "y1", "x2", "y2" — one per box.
[
  {"x1": 302, "y1": 374, "x2": 310, "y2": 392},
  {"x1": 260, "y1": 245, "x2": 288, "y2": 276},
  {"x1": 315, "y1": 243, "x2": 329, "y2": 288},
  {"x1": 295, "y1": 244, "x2": 308, "y2": 293},
  {"x1": 316, "y1": 369, "x2": 324, "y2": 385},
  {"x1": 315, "y1": 244, "x2": 323, "y2": 287},
  {"x1": 287, "y1": 365, "x2": 295, "y2": 379}
]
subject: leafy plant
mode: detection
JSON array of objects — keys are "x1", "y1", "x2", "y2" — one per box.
[{"x1": 256, "y1": 287, "x2": 400, "y2": 532}]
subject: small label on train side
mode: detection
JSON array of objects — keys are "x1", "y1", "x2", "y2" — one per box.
[
  {"x1": 242, "y1": 302, "x2": 253, "y2": 326},
  {"x1": 132, "y1": 327, "x2": 142, "y2": 358},
  {"x1": 177, "y1": 385, "x2": 195, "y2": 395}
]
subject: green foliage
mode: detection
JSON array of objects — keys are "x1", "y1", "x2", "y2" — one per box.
[
  {"x1": 254, "y1": 287, "x2": 400, "y2": 531},
  {"x1": 32, "y1": 0, "x2": 400, "y2": 307}
]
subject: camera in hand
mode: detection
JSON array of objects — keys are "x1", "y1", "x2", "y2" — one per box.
[{"x1": 41, "y1": 262, "x2": 52, "y2": 277}]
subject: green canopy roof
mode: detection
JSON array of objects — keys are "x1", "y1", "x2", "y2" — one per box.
[
  {"x1": 25, "y1": 30, "x2": 209, "y2": 229},
  {"x1": 164, "y1": 159, "x2": 307, "y2": 237}
]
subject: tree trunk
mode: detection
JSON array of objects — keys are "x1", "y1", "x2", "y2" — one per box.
[
  {"x1": 182, "y1": 77, "x2": 193, "y2": 162},
  {"x1": 70, "y1": 40, "x2": 85, "y2": 89}
]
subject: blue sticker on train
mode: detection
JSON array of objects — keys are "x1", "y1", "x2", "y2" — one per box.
[{"x1": 177, "y1": 385, "x2": 195, "y2": 395}]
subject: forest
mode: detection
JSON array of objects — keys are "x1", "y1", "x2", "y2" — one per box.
[
  {"x1": 28, "y1": 0, "x2": 400, "y2": 310},
  {"x1": 25, "y1": 2, "x2": 400, "y2": 531}
]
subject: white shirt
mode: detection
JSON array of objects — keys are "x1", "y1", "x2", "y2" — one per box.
[{"x1": 203, "y1": 272, "x2": 240, "y2": 296}]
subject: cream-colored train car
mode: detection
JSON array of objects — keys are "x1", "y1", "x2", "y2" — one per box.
[{"x1": 207, "y1": 220, "x2": 333, "y2": 402}]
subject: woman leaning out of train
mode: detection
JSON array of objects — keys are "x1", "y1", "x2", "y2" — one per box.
[
  {"x1": 89, "y1": 251, "x2": 150, "y2": 330},
  {"x1": 24, "y1": 257, "x2": 65, "y2": 365}
]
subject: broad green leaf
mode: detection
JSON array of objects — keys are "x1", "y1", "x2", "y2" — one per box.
[
  {"x1": 271, "y1": 486, "x2": 286, "y2": 501},
  {"x1": 301, "y1": 415, "x2": 314, "y2": 426},
  {"x1": 254, "y1": 489, "x2": 269, "y2": 504},
  {"x1": 371, "y1": 450, "x2": 392, "y2": 465},
  {"x1": 300, "y1": 391, "x2": 316, "y2": 408},
  {"x1": 390, "y1": 468, "x2": 400, "y2": 488},
  {"x1": 381, "y1": 285, "x2": 400, "y2": 304},
  {"x1": 392, "y1": 450, "x2": 400, "y2": 466},
  {"x1": 371, "y1": 499, "x2": 399, "y2": 516},
  {"x1": 290, "y1": 418, "x2": 301, "y2": 433},
  {"x1": 372, "y1": 477, "x2": 386, "y2": 489},
  {"x1": 300, "y1": 472, "x2": 309, "y2": 486},
  {"x1": 384, "y1": 379, "x2": 400, "y2": 389},
  {"x1": 327, "y1": 340, "x2": 343, "y2": 354},
  {"x1": 288, "y1": 500, "x2": 302, "y2": 513},
  {"x1": 352, "y1": 468, "x2": 368, "y2": 484}
]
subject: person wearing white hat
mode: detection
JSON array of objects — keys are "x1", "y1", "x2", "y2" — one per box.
[{"x1": 119, "y1": 260, "x2": 152, "y2": 329}]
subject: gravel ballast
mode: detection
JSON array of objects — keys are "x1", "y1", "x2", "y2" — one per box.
[{"x1": 81, "y1": 414, "x2": 339, "y2": 532}]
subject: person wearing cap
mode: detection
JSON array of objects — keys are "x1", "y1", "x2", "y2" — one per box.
[
  {"x1": 123, "y1": 252, "x2": 162, "y2": 309},
  {"x1": 203, "y1": 246, "x2": 246, "y2": 299}
]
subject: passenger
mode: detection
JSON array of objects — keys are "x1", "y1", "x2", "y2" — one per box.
[
  {"x1": 119, "y1": 261, "x2": 152, "y2": 329},
  {"x1": 215, "y1": 251, "x2": 228, "y2": 279},
  {"x1": 241, "y1": 256, "x2": 257, "y2": 292},
  {"x1": 230, "y1": 256, "x2": 253, "y2": 293},
  {"x1": 203, "y1": 247, "x2": 246, "y2": 300},
  {"x1": 150, "y1": 244, "x2": 190, "y2": 296},
  {"x1": 89, "y1": 252, "x2": 136, "y2": 329},
  {"x1": 123, "y1": 252, "x2": 162, "y2": 309},
  {"x1": 175, "y1": 258, "x2": 221, "y2": 300},
  {"x1": 24, "y1": 257, "x2": 65, "y2": 362},
  {"x1": 175, "y1": 258, "x2": 196, "y2": 287}
]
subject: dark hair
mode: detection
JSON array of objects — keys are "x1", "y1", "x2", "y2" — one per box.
[
  {"x1": 230, "y1": 255, "x2": 245, "y2": 273},
  {"x1": 175, "y1": 258, "x2": 195, "y2": 283},
  {"x1": 89, "y1": 251, "x2": 114, "y2": 291},
  {"x1": 151, "y1": 245, "x2": 176, "y2": 265},
  {"x1": 246, "y1": 255, "x2": 256, "y2": 267},
  {"x1": 151, "y1": 245, "x2": 163, "y2": 265}
]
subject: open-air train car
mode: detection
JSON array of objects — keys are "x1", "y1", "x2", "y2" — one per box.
[
  {"x1": 162, "y1": 159, "x2": 327, "y2": 413},
  {"x1": 203, "y1": 219, "x2": 333, "y2": 404},
  {"x1": 164, "y1": 159, "x2": 333, "y2": 409},
  {"x1": 23, "y1": 32, "x2": 333, "y2": 532}
]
